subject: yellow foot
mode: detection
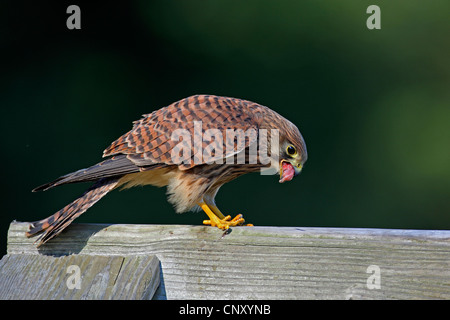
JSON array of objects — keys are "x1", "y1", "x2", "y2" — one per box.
[
  {"x1": 199, "y1": 201, "x2": 254, "y2": 230},
  {"x1": 203, "y1": 214, "x2": 246, "y2": 230}
]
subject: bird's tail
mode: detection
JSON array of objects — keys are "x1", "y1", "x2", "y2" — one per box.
[{"x1": 26, "y1": 178, "x2": 119, "y2": 246}]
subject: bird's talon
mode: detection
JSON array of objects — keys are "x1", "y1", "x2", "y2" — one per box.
[
  {"x1": 231, "y1": 214, "x2": 243, "y2": 223},
  {"x1": 202, "y1": 214, "x2": 246, "y2": 229}
]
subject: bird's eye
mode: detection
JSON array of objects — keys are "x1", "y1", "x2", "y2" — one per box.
[{"x1": 286, "y1": 145, "x2": 297, "y2": 157}]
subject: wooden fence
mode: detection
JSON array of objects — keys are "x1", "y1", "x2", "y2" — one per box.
[{"x1": 1, "y1": 221, "x2": 449, "y2": 299}]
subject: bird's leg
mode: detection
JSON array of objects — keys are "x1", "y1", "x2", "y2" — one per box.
[
  {"x1": 199, "y1": 200, "x2": 246, "y2": 230},
  {"x1": 208, "y1": 204, "x2": 226, "y2": 219}
]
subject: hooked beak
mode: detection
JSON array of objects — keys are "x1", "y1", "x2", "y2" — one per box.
[
  {"x1": 282, "y1": 159, "x2": 303, "y2": 175},
  {"x1": 293, "y1": 162, "x2": 303, "y2": 177},
  {"x1": 279, "y1": 159, "x2": 303, "y2": 183}
]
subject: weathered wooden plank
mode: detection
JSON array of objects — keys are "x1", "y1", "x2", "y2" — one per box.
[
  {"x1": 0, "y1": 253, "x2": 160, "y2": 300},
  {"x1": 7, "y1": 221, "x2": 450, "y2": 299}
]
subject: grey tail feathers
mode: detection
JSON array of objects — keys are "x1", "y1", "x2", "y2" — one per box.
[{"x1": 32, "y1": 155, "x2": 140, "y2": 192}]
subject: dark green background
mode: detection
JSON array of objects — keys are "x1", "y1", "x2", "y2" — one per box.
[{"x1": 1, "y1": 1, "x2": 449, "y2": 255}]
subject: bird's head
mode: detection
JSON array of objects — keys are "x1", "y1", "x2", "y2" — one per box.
[{"x1": 278, "y1": 122, "x2": 307, "y2": 183}]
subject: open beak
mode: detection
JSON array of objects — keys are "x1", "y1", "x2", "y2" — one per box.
[{"x1": 279, "y1": 160, "x2": 303, "y2": 183}]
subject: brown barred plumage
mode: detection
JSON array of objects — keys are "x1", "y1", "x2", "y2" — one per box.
[
  {"x1": 103, "y1": 95, "x2": 262, "y2": 169},
  {"x1": 27, "y1": 178, "x2": 119, "y2": 246},
  {"x1": 28, "y1": 94, "x2": 307, "y2": 245}
]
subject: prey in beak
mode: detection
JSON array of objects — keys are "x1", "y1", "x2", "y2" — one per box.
[{"x1": 279, "y1": 159, "x2": 302, "y2": 183}]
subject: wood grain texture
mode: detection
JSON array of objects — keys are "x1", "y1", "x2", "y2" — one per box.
[
  {"x1": 7, "y1": 221, "x2": 450, "y2": 299},
  {"x1": 0, "y1": 253, "x2": 160, "y2": 300}
]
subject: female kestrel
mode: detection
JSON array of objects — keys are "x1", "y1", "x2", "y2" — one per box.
[{"x1": 27, "y1": 95, "x2": 307, "y2": 246}]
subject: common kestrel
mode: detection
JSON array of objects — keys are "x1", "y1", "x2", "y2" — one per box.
[{"x1": 28, "y1": 95, "x2": 307, "y2": 246}]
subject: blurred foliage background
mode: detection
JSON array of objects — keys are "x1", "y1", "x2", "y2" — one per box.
[{"x1": 1, "y1": 1, "x2": 449, "y2": 254}]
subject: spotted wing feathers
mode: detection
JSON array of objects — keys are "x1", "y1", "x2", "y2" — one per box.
[{"x1": 103, "y1": 95, "x2": 263, "y2": 170}]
